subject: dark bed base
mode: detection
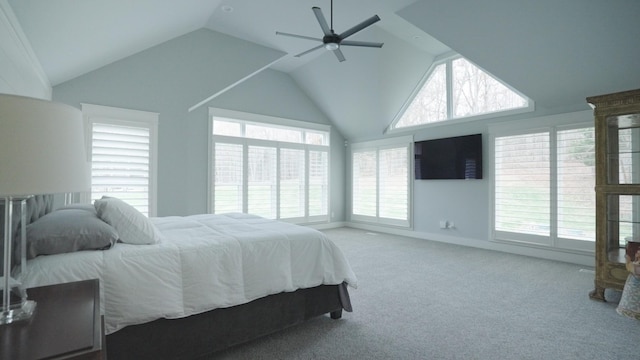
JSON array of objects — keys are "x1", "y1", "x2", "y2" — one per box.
[{"x1": 106, "y1": 283, "x2": 352, "y2": 360}]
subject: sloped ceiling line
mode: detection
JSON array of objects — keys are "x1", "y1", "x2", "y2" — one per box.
[{"x1": 188, "y1": 55, "x2": 287, "y2": 112}]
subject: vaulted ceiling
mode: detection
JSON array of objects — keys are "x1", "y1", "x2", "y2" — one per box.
[{"x1": 8, "y1": 0, "x2": 640, "y2": 141}]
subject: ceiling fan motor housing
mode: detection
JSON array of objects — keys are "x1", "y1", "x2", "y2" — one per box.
[{"x1": 323, "y1": 34, "x2": 341, "y2": 50}]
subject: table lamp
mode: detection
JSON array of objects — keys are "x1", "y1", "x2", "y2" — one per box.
[{"x1": 0, "y1": 93, "x2": 90, "y2": 325}]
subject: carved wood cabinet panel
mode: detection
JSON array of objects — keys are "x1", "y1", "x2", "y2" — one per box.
[{"x1": 588, "y1": 89, "x2": 640, "y2": 301}]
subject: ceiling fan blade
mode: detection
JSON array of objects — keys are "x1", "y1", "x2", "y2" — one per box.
[
  {"x1": 295, "y1": 44, "x2": 325, "y2": 58},
  {"x1": 333, "y1": 48, "x2": 346, "y2": 62},
  {"x1": 338, "y1": 15, "x2": 381, "y2": 40},
  {"x1": 275, "y1": 31, "x2": 322, "y2": 42},
  {"x1": 312, "y1": 7, "x2": 332, "y2": 36},
  {"x1": 340, "y1": 40, "x2": 384, "y2": 48}
]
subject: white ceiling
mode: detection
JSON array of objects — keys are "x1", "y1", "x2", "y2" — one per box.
[
  {"x1": 204, "y1": 0, "x2": 449, "y2": 72},
  {"x1": 8, "y1": 0, "x2": 640, "y2": 141},
  {"x1": 9, "y1": 0, "x2": 449, "y2": 85}
]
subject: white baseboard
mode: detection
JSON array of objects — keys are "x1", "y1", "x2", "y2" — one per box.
[
  {"x1": 310, "y1": 221, "x2": 346, "y2": 230},
  {"x1": 345, "y1": 222, "x2": 595, "y2": 268}
]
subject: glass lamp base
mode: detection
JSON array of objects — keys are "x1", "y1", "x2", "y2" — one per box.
[{"x1": 0, "y1": 300, "x2": 37, "y2": 325}]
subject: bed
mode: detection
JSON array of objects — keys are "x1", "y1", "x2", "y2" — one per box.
[{"x1": 7, "y1": 195, "x2": 356, "y2": 359}]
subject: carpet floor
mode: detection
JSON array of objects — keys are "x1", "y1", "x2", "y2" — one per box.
[{"x1": 210, "y1": 227, "x2": 639, "y2": 360}]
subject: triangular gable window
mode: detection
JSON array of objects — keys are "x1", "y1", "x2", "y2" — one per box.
[{"x1": 392, "y1": 56, "x2": 532, "y2": 130}]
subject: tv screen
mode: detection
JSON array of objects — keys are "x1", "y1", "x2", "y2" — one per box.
[{"x1": 414, "y1": 134, "x2": 483, "y2": 180}]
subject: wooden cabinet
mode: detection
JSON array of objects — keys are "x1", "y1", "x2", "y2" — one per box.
[
  {"x1": 0, "y1": 279, "x2": 105, "y2": 359},
  {"x1": 588, "y1": 89, "x2": 640, "y2": 301}
]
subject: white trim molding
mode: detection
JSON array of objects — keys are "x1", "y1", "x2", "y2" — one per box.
[{"x1": 0, "y1": 0, "x2": 51, "y2": 98}]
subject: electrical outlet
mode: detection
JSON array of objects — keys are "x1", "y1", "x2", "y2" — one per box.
[{"x1": 439, "y1": 220, "x2": 447, "y2": 229}]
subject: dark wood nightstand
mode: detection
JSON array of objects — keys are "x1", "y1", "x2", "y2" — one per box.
[{"x1": 0, "y1": 279, "x2": 105, "y2": 360}]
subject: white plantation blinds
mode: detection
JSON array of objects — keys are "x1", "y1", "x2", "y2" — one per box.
[
  {"x1": 247, "y1": 146, "x2": 276, "y2": 218},
  {"x1": 210, "y1": 109, "x2": 330, "y2": 223},
  {"x1": 557, "y1": 128, "x2": 595, "y2": 241},
  {"x1": 351, "y1": 137, "x2": 411, "y2": 227},
  {"x1": 494, "y1": 132, "x2": 550, "y2": 236},
  {"x1": 379, "y1": 147, "x2": 408, "y2": 220},
  {"x1": 279, "y1": 148, "x2": 305, "y2": 218},
  {"x1": 352, "y1": 150, "x2": 377, "y2": 217},
  {"x1": 493, "y1": 121, "x2": 595, "y2": 250},
  {"x1": 91, "y1": 123, "x2": 151, "y2": 215},
  {"x1": 309, "y1": 151, "x2": 328, "y2": 217},
  {"x1": 83, "y1": 104, "x2": 158, "y2": 217},
  {"x1": 214, "y1": 142, "x2": 243, "y2": 213}
]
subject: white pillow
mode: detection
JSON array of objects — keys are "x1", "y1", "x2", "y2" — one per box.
[{"x1": 94, "y1": 197, "x2": 161, "y2": 245}]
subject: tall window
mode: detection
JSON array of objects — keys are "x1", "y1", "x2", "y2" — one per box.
[
  {"x1": 391, "y1": 56, "x2": 531, "y2": 131},
  {"x1": 492, "y1": 118, "x2": 595, "y2": 252},
  {"x1": 210, "y1": 108, "x2": 330, "y2": 223},
  {"x1": 351, "y1": 137, "x2": 412, "y2": 228},
  {"x1": 82, "y1": 104, "x2": 158, "y2": 216}
]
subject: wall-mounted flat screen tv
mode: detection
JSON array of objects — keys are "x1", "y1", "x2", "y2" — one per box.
[{"x1": 414, "y1": 134, "x2": 483, "y2": 180}]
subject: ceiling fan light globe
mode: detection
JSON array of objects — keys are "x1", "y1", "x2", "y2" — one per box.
[{"x1": 325, "y1": 42, "x2": 339, "y2": 51}]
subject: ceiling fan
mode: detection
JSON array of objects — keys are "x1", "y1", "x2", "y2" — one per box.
[{"x1": 275, "y1": 0, "x2": 383, "y2": 62}]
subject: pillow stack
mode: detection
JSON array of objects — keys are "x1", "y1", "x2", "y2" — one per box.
[{"x1": 22, "y1": 196, "x2": 162, "y2": 260}]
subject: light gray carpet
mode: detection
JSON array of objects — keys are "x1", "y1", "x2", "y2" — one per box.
[{"x1": 210, "y1": 227, "x2": 639, "y2": 360}]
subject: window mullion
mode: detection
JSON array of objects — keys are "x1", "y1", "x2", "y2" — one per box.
[
  {"x1": 550, "y1": 129, "x2": 558, "y2": 246},
  {"x1": 446, "y1": 59, "x2": 453, "y2": 119},
  {"x1": 242, "y1": 141, "x2": 249, "y2": 214},
  {"x1": 304, "y1": 146, "x2": 310, "y2": 220},
  {"x1": 276, "y1": 143, "x2": 281, "y2": 219},
  {"x1": 375, "y1": 149, "x2": 380, "y2": 219}
]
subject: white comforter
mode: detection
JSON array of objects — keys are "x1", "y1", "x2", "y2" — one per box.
[{"x1": 18, "y1": 213, "x2": 357, "y2": 334}]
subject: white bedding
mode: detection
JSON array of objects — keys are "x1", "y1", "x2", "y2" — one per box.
[{"x1": 17, "y1": 213, "x2": 357, "y2": 334}]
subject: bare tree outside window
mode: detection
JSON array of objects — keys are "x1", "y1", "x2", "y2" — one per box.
[
  {"x1": 452, "y1": 58, "x2": 527, "y2": 117},
  {"x1": 394, "y1": 56, "x2": 529, "y2": 130}
]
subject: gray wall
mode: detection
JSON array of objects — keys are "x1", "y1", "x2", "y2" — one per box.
[
  {"x1": 410, "y1": 120, "x2": 491, "y2": 238},
  {"x1": 347, "y1": 110, "x2": 596, "y2": 266},
  {"x1": 53, "y1": 29, "x2": 346, "y2": 219}
]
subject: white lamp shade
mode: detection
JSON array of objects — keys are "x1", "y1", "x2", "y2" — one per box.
[{"x1": 0, "y1": 94, "x2": 90, "y2": 196}]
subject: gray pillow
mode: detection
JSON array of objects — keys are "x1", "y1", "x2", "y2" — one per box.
[{"x1": 23, "y1": 207, "x2": 118, "y2": 259}]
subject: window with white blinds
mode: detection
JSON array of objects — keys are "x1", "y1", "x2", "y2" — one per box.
[
  {"x1": 210, "y1": 108, "x2": 330, "y2": 224},
  {"x1": 379, "y1": 147, "x2": 409, "y2": 221},
  {"x1": 214, "y1": 142, "x2": 243, "y2": 214},
  {"x1": 82, "y1": 104, "x2": 158, "y2": 217},
  {"x1": 309, "y1": 150, "x2": 329, "y2": 217},
  {"x1": 557, "y1": 128, "x2": 596, "y2": 241},
  {"x1": 352, "y1": 150, "x2": 377, "y2": 217},
  {"x1": 494, "y1": 132, "x2": 550, "y2": 237},
  {"x1": 492, "y1": 122, "x2": 595, "y2": 251},
  {"x1": 351, "y1": 137, "x2": 411, "y2": 228},
  {"x1": 247, "y1": 145, "x2": 276, "y2": 218}
]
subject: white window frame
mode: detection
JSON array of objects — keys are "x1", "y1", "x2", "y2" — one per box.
[
  {"x1": 489, "y1": 110, "x2": 594, "y2": 253},
  {"x1": 350, "y1": 136, "x2": 413, "y2": 228},
  {"x1": 82, "y1": 103, "x2": 159, "y2": 217},
  {"x1": 208, "y1": 107, "x2": 330, "y2": 224},
  {"x1": 387, "y1": 53, "x2": 534, "y2": 133}
]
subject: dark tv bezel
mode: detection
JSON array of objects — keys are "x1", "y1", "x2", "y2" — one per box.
[{"x1": 414, "y1": 133, "x2": 483, "y2": 180}]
